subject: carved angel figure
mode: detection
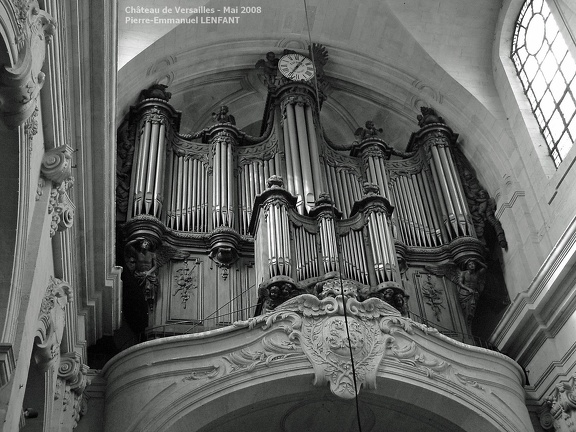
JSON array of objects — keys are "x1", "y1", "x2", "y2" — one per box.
[
  {"x1": 309, "y1": 43, "x2": 329, "y2": 79},
  {"x1": 255, "y1": 51, "x2": 279, "y2": 82},
  {"x1": 417, "y1": 107, "x2": 444, "y2": 127},
  {"x1": 124, "y1": 238, "x2": 190, "y2": 310},
  {"x1": 211, "y1": 105, "x2": 236, "y2": 125},
  {"x1": 354, "y1": 121, "x2": 383, "y2": 140},
  {"x1": 425, "y1": 259, "x2": 487, "y2": 330}
]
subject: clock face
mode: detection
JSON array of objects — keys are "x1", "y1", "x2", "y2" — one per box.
[{"x1": 278, "y1": 53, "x2": 315, "y2": 81}]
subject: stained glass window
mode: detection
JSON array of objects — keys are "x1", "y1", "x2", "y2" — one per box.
[{"x1": 512, "y1": 0, "x2": 576, "y2": 167}]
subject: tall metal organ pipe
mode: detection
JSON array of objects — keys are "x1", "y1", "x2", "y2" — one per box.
[
  {"x1": 280, "y1": 90, "x2": 323, "y2": 214},
  {"x1": 211, "y1": 132, "x2": 235, "y2": 229},
  {"x1": 131, "y1": 110, "x2": 168, "y2": 218}
]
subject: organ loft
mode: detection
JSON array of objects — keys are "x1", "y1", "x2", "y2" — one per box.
[{"x1": 116, "y1": 46, "x2": 509, "y2": 345}]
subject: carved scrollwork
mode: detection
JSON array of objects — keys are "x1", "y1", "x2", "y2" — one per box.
[
  {"x1": 47, "y1": 178, "x2": 75, "y2": 237},
  {"x1": 172, "y1": 260, "x2": 199, "y2": 309},
  {"x1": 58, "y1": 352, "x2": 90, "y2": 394},
  {"x1": 222, "y1": 334, "x2": 303, "y2": 373},
  {"x1": 182, "y1": 366, "x2": 221, "y2": 381}
]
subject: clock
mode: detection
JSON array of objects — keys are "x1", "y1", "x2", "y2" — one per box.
[{"x1": 278, "y1": 53, "x2": 315, "y2": 81}]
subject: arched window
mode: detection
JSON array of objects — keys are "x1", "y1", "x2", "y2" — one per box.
[{"x1": 512, "y1": 0, "x2": 576, "y2": 167}]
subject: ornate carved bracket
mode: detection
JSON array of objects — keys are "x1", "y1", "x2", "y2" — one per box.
[
  {"x1": 0, "y1": 1, "x2": 56, "y2": 129},
  {"x1": 34, "y1": 277, "x2": 72, "y2": 371}
]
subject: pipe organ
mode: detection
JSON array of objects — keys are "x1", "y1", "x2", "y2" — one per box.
[{"x1": 117, "y1": 57, "x2": 506, "y2": 344}]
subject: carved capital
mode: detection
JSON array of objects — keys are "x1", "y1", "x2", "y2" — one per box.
[
  {"x1": 41, "y1": 145, "x2": 73, "y2": 184},
  {"x1": 56, "y1": 352, "x2": 90, "y2": 428},
  {"x1": 58, "y1": 352, "x2": 90, "y2": 395}
]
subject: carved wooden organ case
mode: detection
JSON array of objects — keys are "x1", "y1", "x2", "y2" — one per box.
[{"x1": 117, "y1": 79, "x2": 506, "y2": 342}]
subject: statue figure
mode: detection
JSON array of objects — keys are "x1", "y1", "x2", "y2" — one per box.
[
  {"x1": 368, "y1": 286, "x2": 408, "y2": 316},
  {"x1": 124, "y1": 239, "x2": 159, "y2": 311},
  {"x1": 211, "y1": 105, "x2": 236, "y2": 125},
  {"x1": 417, "y1": 107, "x2": 444, "y2": 127},
  {"x1": 425, "y1": 259, "x2": 487, "y2": 330},
  {"x1": 393, "y1": 292, "x2": 408, "y2": 316},
  {"x1": 124, "y1": 238, "x2": 190, "y2": 311},
  {"x1": 485, "y1": 195, "x2": 508, "y2": 249},
  {"x1": 255, "y1": 51, "x2": 279, "y2": 84},
  {"x1": 457, "y1": 259, "x2": 487, "y2": 328},
  {"x1": 354, "y1": 120, "x2": 383, "y2": 140},
  {"x1": 469, "y1": 189, "x2": 508, "y2": 249}
]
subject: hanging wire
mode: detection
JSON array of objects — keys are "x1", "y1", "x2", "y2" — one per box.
[
  {"x1": 183, "y1": 282, "x2": 257, "y2": 333},
  {"x1": 303, "y1": 1, "x2": 363, "y2": 430},
  {"x1": 119, "y1": 282, "x2": 257, "y2": 350}
]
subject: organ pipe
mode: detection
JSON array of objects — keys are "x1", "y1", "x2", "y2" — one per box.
[
  {"x1": 305, "y1": 106, "x2": 323, "y2": 197},
  {"x1": 294, "y1": 104, "x2": 315, "y2": 209},
  {"x1": 285, "y1": 104, "x2": 304, "y2": 213}
]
